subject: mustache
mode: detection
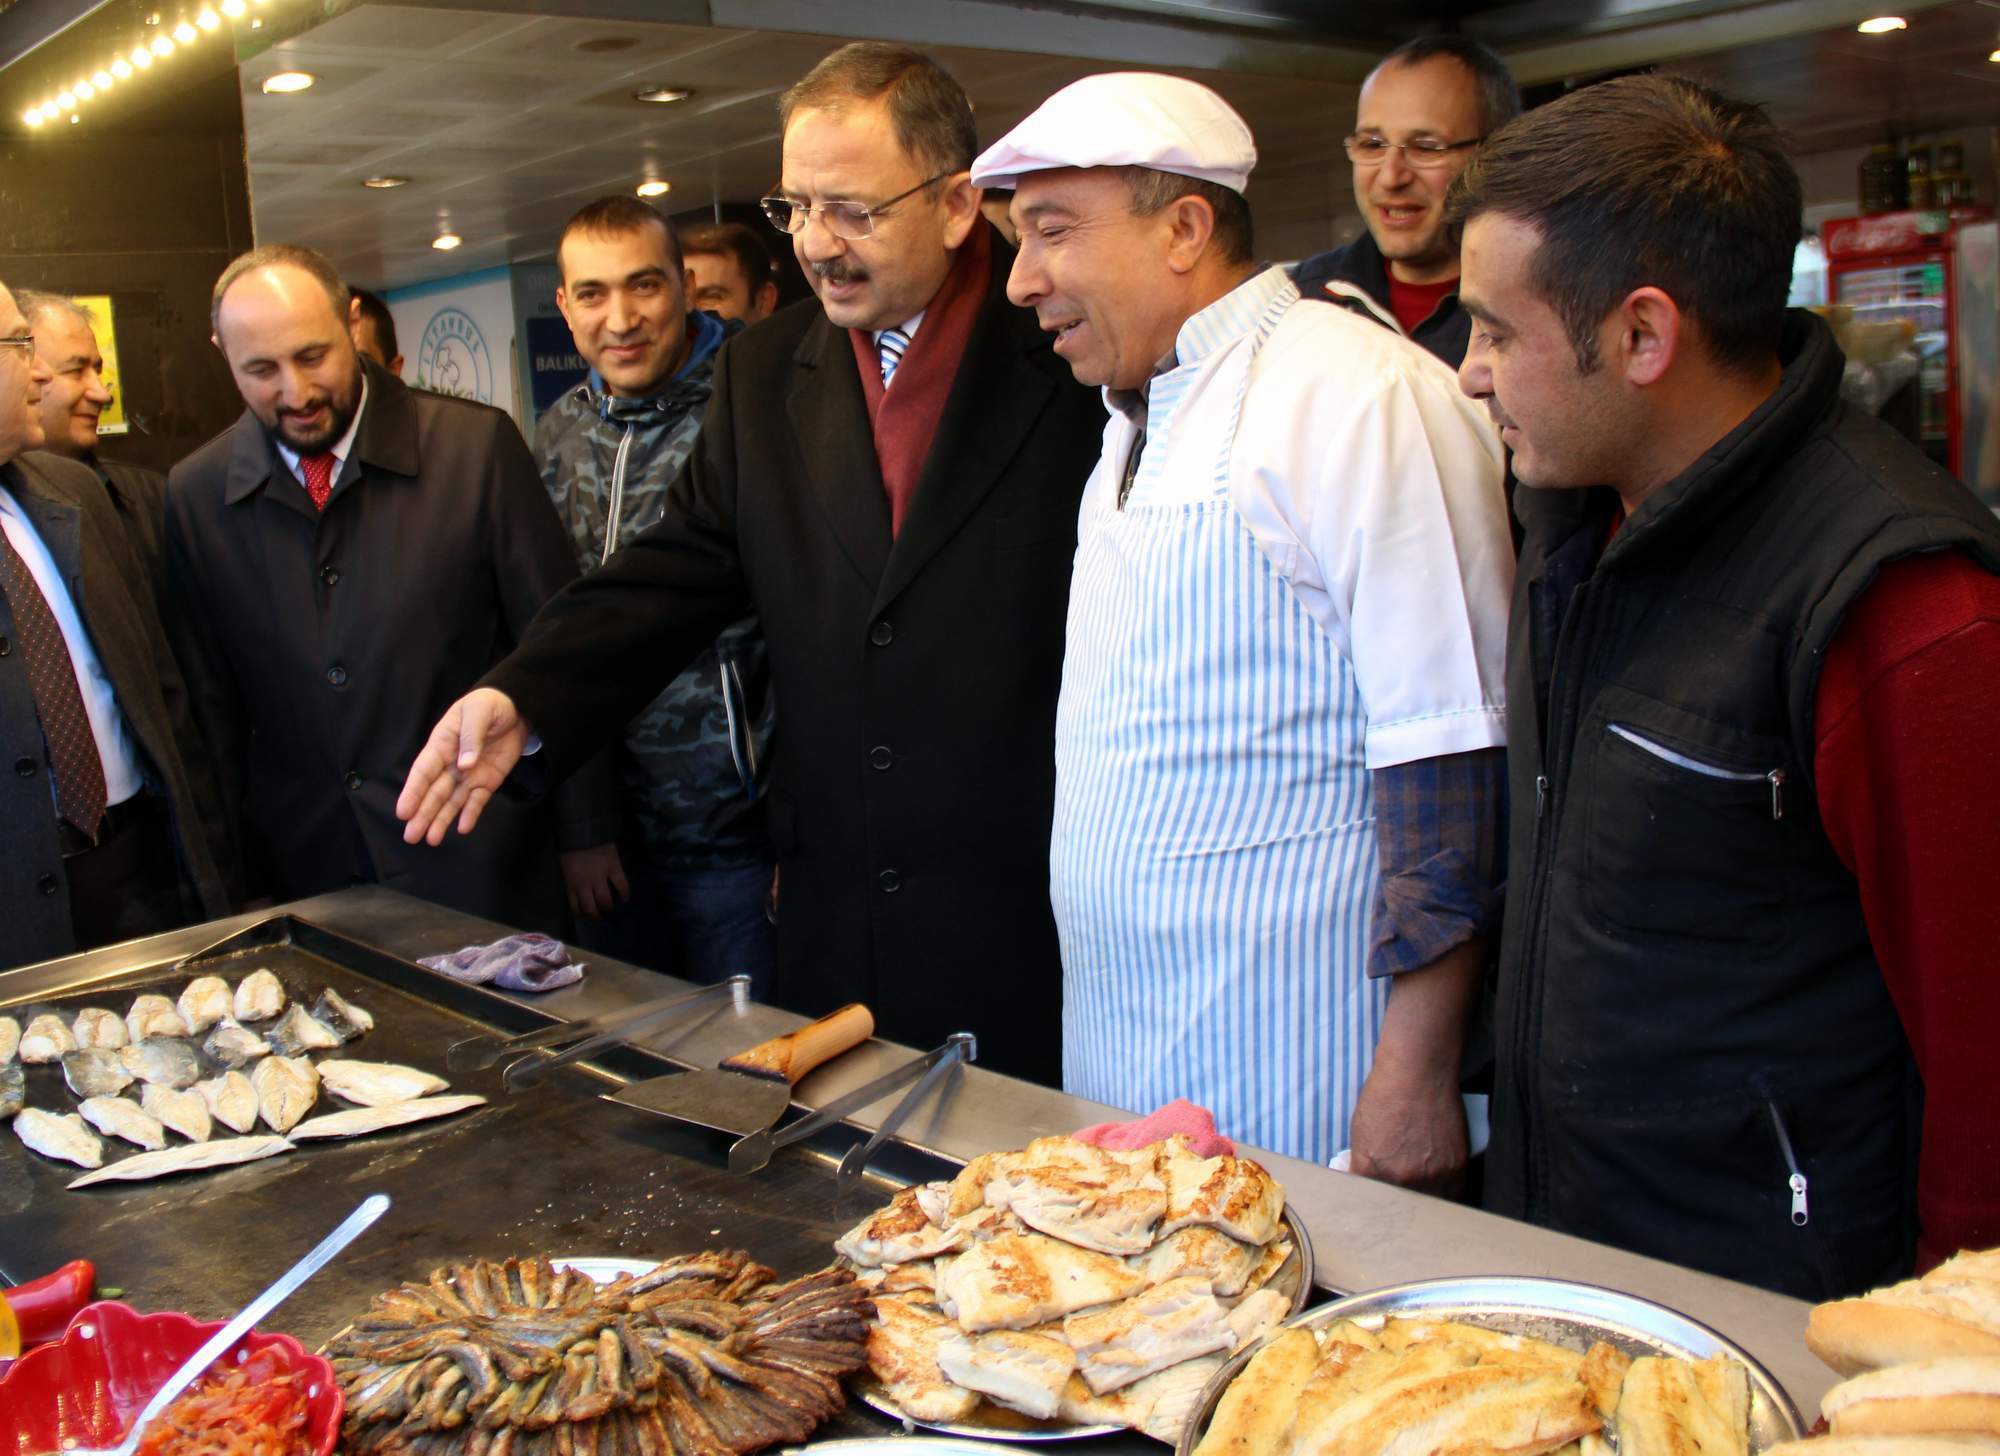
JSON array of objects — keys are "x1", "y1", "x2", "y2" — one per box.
[
  {"x1": 811, "y1": 259, "x2": 868, "y2": 284},
  {"x1": 1486, "y1": 404, "x2": 1517, "y2": 431}
]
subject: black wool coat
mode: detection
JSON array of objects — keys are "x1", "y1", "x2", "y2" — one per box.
[
  {"x1": 487, "y1": 231, "x2": 1107, "y2": 1084},
  {"x1": 165, "y1": 361, "x2": 619, "y2": 932},
  {"x1": 1, "y1": 451, "x2": 228, "y2": 966}
]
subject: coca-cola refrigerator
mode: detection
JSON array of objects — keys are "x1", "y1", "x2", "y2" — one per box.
[{"x1": 1823, "y1": 207, "x2": 2000, "y2": 504}]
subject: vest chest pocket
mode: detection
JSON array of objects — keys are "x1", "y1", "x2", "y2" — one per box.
[{"x1": 1583, "y1": 718, "x2": 1794, "y2": 956}]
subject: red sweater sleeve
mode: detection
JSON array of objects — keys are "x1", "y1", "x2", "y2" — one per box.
[{"x1": 1815, "y1": 549, "x2": 2000, "y2": 1271}]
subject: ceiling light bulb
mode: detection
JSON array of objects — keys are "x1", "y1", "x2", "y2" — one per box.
[
  {"x1": 173, "y1": 22, "x2": 196, "y2": 43},
  {"x1": 131, "y1": 46, "x2": 151, "y2": 67},
  {"x1": 1856, "y1": 15, "x2": 1907, "y2": 32},
  {"x1": 69, "y1": 113, "x2": 80, "y2": 125},
  {"x1": 261, "y1": 71, "x2": 316, "y2": 93},
  {"x1": 198, "y1": 7, "x2": 220, "y2": 28},
  {"x1": 112, "y1": 58, "x2": 133, "y2": 79},
  {"x1": 57, "y1": 89, "x2": 76, "y2": 109},
  {"x1": 24, "y1": 108, "x2": 43, "y2": 126},
  {"x1": 362, "y1": 175, "x2": 410, "y2": 188},
  {"x1": 1990, "y1": 47, "x2": 2000, "y2": 61},
  {"x1": 432, "y1": 231, "x2": 463, "y2": 251},
  {"x1": 151, "y1": 35, "x2": 172, "y2": 56},
  {"x1": 92, "y1": 70, "x2": 113, "y2": 88},
  {"x1": 221, "y1": 0, "x2": 245, "y2": 14},
  {"x1": 249, "y1": 17, "x2": 261, "y2": 28},
  {"x1": 635, "y1": 179, "x2": 671, "y2": 197},
  {"x1": 74, "y1": 81, "x2": 94, "y2": 100},
  {"x1": 632, "y1": 86, "x2": 690, "y2": 104}
]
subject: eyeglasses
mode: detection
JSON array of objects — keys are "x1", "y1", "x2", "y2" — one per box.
[
  {"x1": 0, "y1": 334, "x2": 33, "y2": 359},
  {"x1": 1343, "y1": 134, "x2": 1483, "y2": 169},
  {"x1": 760, "y1": 171, "x2": 954, "y2": 240}
]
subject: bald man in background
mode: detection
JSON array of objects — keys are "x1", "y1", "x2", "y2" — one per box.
[{"x1": 165, "y1": 244, "x2": 620, "y2": 930}]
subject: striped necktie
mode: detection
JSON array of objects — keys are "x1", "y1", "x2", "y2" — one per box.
[
  {"x1": 877, "y1": 327, "x2": 910, "y2": 386},
  {"x1": 0, "y1": 525, "x2": 108, "y2": 842}
]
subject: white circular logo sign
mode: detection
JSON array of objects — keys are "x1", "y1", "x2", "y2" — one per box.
[{"x1": 416, "y1": 307, "x2": 494, "y2": 404}]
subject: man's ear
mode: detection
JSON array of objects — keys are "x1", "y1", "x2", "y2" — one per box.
[
  {"x1": 1617, "y1": 286, "x2": 1681, "y2": 388},
  {"x1": 1162, "y1": 194, "x2": 1220, "y2": 275},
  {"x1": 348, "y1": 294, "x2": 363, "y2": 328},
  {"x1": 755, "y1": 281, "x2": 779, "y2": 319}
]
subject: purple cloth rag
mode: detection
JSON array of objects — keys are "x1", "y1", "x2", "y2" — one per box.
[{"x1": 417, "y1": 932, "x2": 585, "y2": 991}]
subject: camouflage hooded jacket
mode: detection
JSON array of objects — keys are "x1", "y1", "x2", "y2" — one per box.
[{"x1": 534, "y1": 310, "x2": 773, "y2": 868}]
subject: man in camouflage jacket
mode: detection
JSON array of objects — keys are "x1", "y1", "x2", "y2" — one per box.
[{"x1": 537, "y1": 197, "x2": 775, "y2": 990}]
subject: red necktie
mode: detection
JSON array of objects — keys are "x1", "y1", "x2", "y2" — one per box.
[
  {"x1": 0, "y1": 525, "x2": 109, "y2": 843},
  {"x1": 301, "y1": 453, "x2": 337, "y2": 511}
]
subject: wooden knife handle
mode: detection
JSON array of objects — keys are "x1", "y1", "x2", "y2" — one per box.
[{"x1": 720, "y1": 1003, "x2": 875, "y2": 1085}]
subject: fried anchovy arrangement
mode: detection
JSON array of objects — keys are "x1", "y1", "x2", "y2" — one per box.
[{"x1": 324, "y1": 1251, "x2": 874, "y2": 1456}]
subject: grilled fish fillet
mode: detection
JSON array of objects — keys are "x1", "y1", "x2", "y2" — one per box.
[
  {"x1": 1300, "y1": 1357, "x2": 1603, "y2": 1456},
  {"x1": 1288, "y1": 1338, "x2": 1479, "y2": 1456},
  {"x1": 1193, "y1": 1322, "x2": 1322, "y2": 1456},
  {"x1": 252, "y1": 1054, "x2": 319, "y2": 1133},
  {"x1": 290, "y1": 1094, "x2": 486, "y2": 1140},
  {"x1": 1066, "y1": 1275, "x2": 1237, "y2": 1394},
  {"x1": 868, "y1": 1294, "x2": 983, "y2": 1423},
  {"x1": 985, "y1": 1137, "x2": 1169, "y2": 1255},
  {"x1": 1614, "y1": 1354, "x2": 1749, "y2": 1456},
  {"x1": 937, "y1": 1327, "x2": 1077, "y2": 1419},
  {"x1": 1071, "y1": 1292, "x2": 1297, "y2": 1447},
  {"x1": 196, "y1": 1070, "x2": 260, "y2": 1134},
  {"x1": 1160, "y1": 1137, "x2": 1285, "y2": 1246},
  {"x1": 317, "y1": 1059, "x2": 449, "y2": 1107},
  {"x1": 836, "y1": 1184, "x2": 969, "y2": 1267},
  {"x1": 68, "y1": 1133, "x2": 294, "y2": 1188},
  {"x1": 79, "y1": 1095, "x2": 168, "y2": 1149},
  {"x1": 142, "y1": 1083, "x2": 213, "y2": 1142},
  {"x1": 1139, "y1": 1225, "x2": 1263, "y2": 1297},
  {"x1": 938, "y1": 1230, "x2": 1149, "y2": 1332}
]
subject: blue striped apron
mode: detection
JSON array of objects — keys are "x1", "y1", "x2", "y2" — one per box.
[{"x1": 1052, "y1": 303, "x2": 1385, "y2": 1165}]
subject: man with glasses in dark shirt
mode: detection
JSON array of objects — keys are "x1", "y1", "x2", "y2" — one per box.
[{"x1": 1293, "y1": 37, "x2": 1519, "y2": 368}]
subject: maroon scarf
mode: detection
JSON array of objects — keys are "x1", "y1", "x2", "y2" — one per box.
[{"x1": 848, "y1": 222, "x2": 993, "y2": 536}]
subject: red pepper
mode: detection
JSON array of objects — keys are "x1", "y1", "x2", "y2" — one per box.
[{"x1": 0, "y1": 1258, "x2": 96, "y2": 1355}]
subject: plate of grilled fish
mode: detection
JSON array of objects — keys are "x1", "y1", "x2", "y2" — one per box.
[
  {"x1": 835, "y1": 1134, "x2": 1313, "y2": 1443},
  {"x1": 1174, "y1": 1276, "x2": 1806, "y2": 1456}
]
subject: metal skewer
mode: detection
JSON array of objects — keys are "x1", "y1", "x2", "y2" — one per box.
[{"x1": 444, "y1": 975, "x2": 749, "y2": 1074}]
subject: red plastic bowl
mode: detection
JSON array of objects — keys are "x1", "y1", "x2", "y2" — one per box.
[{"x1": 0, "y1": 1301, "x2": 341, "y2": 1456}]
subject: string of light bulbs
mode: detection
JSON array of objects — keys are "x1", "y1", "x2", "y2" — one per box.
[{"x1": 20, "y1": 0, "x2": 272, "y2": 129}]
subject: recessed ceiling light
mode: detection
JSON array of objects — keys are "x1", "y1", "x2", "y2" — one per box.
[
  {"x1": 152, "y1": 35, "x2": 173, "y2": 56},
  {"x1": 262, "y1": 71, "x2": 316, "y2": 94},
  {"x1": 57, "y1": 89, "x2": 76, "y2": 110},
  {"x1": 432, "y1": 231, "x2": 463, "y2": 251},
  {"x1": 222, "y1": 0, "x2": 246, "y2": 14},
  {"x1": 74, "y1": 81, "x2": 95, "y2": 101},
  {"x1": 131, "y1": 46, "x2": 152, "y2": 67},
  {"x1": 172, "y1": 21, "x2": 197, "y2": 43},
  {"x1": 23, "y1": 108, "x2": 42, "y2": 127},
  {"x1": 363, "y1": 175, "x2": 410, "y2": 189},
  {"x1": 1856, "y1": 15, "x2": 1907, "y2": 32},
  {"x1": 68, "y1": 114, "x2": 80, "y2": 125},
  {"x1": 636, "y1": 179, "x2": 671, "y2": 197},
  {"x1": 1990, "y1": 47, "x2": 2000, "y2": 61},
  {"x1": 632, "y1": 86, "x2": 690, "y2": 104},
  {"x1": 112, "y1": 58, "x2": 132, "y2": 79},
  {"x1": 249, "y1": 16, "x2": 262, "y2": 28},
  {"x1": 196, "y1": 7, "x2": 220, "y2": 30},
  {"x1": 91, "y1": 70, "x2": 112, "y2": 88}
]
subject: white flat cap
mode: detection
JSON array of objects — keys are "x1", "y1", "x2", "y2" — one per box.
[{"x1": 971, "y1": 72, "x2": 1257, "y2": 194}]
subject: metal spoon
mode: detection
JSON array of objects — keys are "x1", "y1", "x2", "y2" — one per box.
[{"x1": 40, "y1": 1192, "x2": 391, "y2": 1456}]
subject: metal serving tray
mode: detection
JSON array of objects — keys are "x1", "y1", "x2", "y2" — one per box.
[{"x1": 1173, "y1": 1275, "x2": 1808, "y2": 1456}]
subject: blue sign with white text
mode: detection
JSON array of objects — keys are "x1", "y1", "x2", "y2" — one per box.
[{"x1": 527, "y1": 314, "x2": 589, "y2": 418}]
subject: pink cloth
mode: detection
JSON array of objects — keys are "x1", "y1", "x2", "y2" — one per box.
[{"x1": 1072, "y1": 1098, "x2": 1235, "y2": 1158}]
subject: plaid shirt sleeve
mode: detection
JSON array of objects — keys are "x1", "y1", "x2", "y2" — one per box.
[{"x1": 1366, "y1": 746, "x2": 1507, "y2": 979}]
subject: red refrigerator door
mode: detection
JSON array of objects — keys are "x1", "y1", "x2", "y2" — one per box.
[{"x1": 1832, "y1": 249, "x2": 1954, "y2": 471}]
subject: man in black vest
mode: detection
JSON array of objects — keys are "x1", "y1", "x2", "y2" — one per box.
[{"x1": 1452, "y1": 75, "x2": 2000, "y2": 1297}]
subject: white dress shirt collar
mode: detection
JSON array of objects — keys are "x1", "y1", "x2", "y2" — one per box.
[{"x1": 273, "y1": 374, "x2": 370, "y2": 493}]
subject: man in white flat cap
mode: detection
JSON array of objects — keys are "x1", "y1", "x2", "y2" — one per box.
[{"x1": 975, "y1": 73, "x2": 1514, "y2": 1184}]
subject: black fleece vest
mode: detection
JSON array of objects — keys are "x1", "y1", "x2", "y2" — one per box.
[{"x1": 1486, "y1": 311, "x2": 2000, "y2": 1300}]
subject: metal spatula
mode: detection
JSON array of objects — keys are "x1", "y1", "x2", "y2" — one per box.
[{"x1": 605, "y1": 1003, "x2": 875, "y2": 1138}]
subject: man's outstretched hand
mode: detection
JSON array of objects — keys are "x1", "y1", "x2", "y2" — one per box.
[{"x1": 397, "y1": 688, "x2": 530, "y2": 845}]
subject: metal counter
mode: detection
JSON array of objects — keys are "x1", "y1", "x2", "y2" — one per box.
[{"x1": 0, "y1": 885, "x2": 1834, "y2": 1426}]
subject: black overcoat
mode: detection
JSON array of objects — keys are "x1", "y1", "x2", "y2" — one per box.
[
  {"x1": 487, "y1": 232, "x2": 1106, "y2": 1083},
  {"x1": 1, "y1": 451, "x2": 228, "y2": 966},
  {"x1": 165, "y1": 362, "x2": 619, "y2": 931}
]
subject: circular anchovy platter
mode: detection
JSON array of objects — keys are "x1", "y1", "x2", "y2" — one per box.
[{"x1": 322, "y1": 1250, "x2": 874, "y2": 1456}]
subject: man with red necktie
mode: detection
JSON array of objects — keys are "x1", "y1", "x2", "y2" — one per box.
[
  {"x1": 0, "y1": 279, "x2": 229, "y2": 966},
  {"x1": 164, "y1": 246, "x2": 619, "y2": 932}
]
